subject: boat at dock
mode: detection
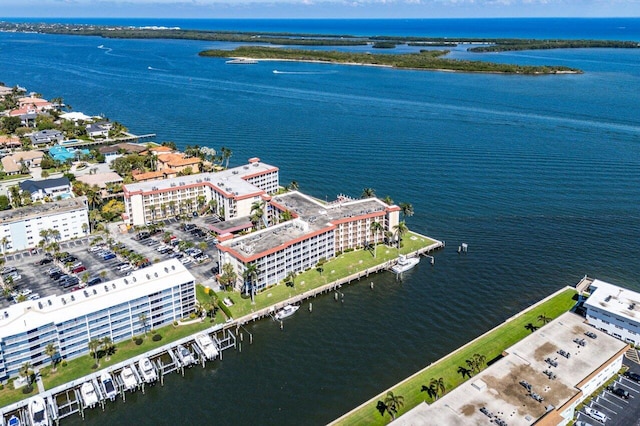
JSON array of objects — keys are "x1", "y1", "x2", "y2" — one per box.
[
  {"x1": 138, "y1": 357, "x2": 157, "y2": 383},
  {"x1": 120, "y1": 367, "x2": 138, "y2": 391},
  {"x1": 225, "y1": 58, "x2": 258, "y2": 64},
  {"x1": 80, "y1": 381, "x2": 99, "y2": 409},
  {"x1": 100, "y1": 372, "x2": 118, "y2": 401},
  {"x1": 195, "y1": 333, "x2": 219, "y2": 360},
  {"x1": 391, "y1": 255, "x2": 420, "y2": 274},
  {"x1": 176, "y1": 344, "x2": 196, "y2": 367},
  {"x1": 275, "y1": 304, "x2": 299, "y2": 321},
  {"x1": 28, "y1": 396, "x2": 48, "y2": 426}
]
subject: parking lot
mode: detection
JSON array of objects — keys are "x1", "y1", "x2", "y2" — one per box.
[
  {"x1": 577, "y1": 357, "x2": 640, "y2": 425},
  {"x1": 1, "y1": 219, "x2": 220, "y2": 308}
]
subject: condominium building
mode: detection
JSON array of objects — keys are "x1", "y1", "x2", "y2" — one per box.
[
  {"x1": 217, "y1": 191, "x2": 400, "y2": 292},
  {"x1": 0, "y1": 197, "x2": 89, "y2": 252},
  {"x1": 584, "y1": 279, "x2": 640, "y2": 346},
  {"x1": 393, "y1": 311, "x2": 628, "y2": 426},
  {"x1": 0, "y1": 259, "x2": 196, "y2": 383},
  {"x1": 122, "y1": 157, "x2": 279, "y2": 225}
]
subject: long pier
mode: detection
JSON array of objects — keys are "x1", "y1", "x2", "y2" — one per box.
[{"x1": 234, "y1": 238, "x2": 444, "y2": 326}]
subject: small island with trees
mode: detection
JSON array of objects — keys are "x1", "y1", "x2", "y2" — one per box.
[{"x1": 199, "y1": 46, "x2": 582, "y2": 74}]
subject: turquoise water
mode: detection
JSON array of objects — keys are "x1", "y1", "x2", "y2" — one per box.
[{"x1": 1, "y1": 20, "x2": 640, "y2": 425}]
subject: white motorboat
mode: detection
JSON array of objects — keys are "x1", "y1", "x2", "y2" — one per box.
[
  {"x1": 120, "y1": 367, "x2": 138, "y2": 391},
  {"x1": 100, "y1": 372, "x2": 118, "y2": 401},
  {"x1": 80, "y1": 381, "x2": 99, "y2": 408},
  {"x1": 195, "y1": 333, "x2": 219, "y2": 360},
  {"x1": 138, "y1": 357, "x2": 158, "y2": 383},
  {"x1": 137, "y1": 357, "x2": 157, "y2": 383},
  {"x1": 176, "y1": 344, "x2": 195, "y2": 366},
  {"x1": 28, "y1": 396, "x2": 48, "y2": 426},
  {"x1": 391, "y1": 255, "x2": 420, "y2": 274},
  {"x1": 275, "y1": 304, "x2": 299, "y2": 321}
]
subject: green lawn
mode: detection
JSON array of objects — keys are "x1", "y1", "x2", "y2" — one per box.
[
  {"x1": 333, "y1": 288, "x2": 578, "y2": 426},
  {"x1": 223, "y1": 232, "x2": 439, "y2": 318}
]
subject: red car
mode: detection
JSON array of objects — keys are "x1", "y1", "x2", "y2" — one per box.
[{"x1": 72, "y1": 265, "x2": 87, "y2": 274}]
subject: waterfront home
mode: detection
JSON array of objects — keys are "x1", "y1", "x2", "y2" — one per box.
[
  {"x1": 1, "y1": 150, "x2": 45, "y2": 174},
  {"x1": 17, "y1": 96, "x2": 53, "y2": 112},
  {"x1": 0, "y1": 196, "x2": 88, "y2": 252},
  {"x1": 19, "y1": 176, "x2": 72, "y2": 201},
  {"x1": 0, "y1": 259, "x2": 196, "y2": 383},
  {"x1": 59, "y1": 111, "x2": 93, "y2": 122},
  {"x1": 86, "y1": 123, "x2": 110, "y2": 139},
  {"x1": 29, "y1": 129, "x2": 64, "y2": 146},
  {"x1": 132, "y1": 169, "x2": 177, "y2": 182},
  {"x1": 156, "y1": 153, "x2": 202, "y2": 174}
]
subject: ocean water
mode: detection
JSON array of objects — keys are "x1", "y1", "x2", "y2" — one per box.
[{"x1": 0, "y1": 19, "x2": 640, "y2": 425}]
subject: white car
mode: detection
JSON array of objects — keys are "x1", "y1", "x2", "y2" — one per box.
[
  {"x1": 19, "y1": 288, "x2": 33, "y2": 296},
  {"x1": 118, "y1": 264, "x2": 133, "y2": 272},
  {"x1": 584, "y1": 407, "x2": 607, "y2": 423},
  {"x1": 180, "y1": 257, "x2": 192, "y2": 265},
  {"x1": 28, "y1": 293, "x2": 40, "y2": 301}
]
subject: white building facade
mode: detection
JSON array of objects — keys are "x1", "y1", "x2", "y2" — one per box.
[
  {"x1": 0, "y1": 259, "x2": 196, "y2": 382},
  {"x1": 122, "y1": 158, "x2": 279, "y2": 226},
  {"x1": 0, "y1": 197, "x2": 90, "y2": 252},
  {"x1": 584, "y1": 279, "x2": 640, "y2": 346}
]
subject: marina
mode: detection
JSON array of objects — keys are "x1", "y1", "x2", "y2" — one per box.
[{"x1": 0, "y1": 327, "x2": 235, "y2": 425}]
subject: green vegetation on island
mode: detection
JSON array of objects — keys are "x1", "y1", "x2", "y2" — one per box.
[
  {"x1": 468, "y1": 39, "x2": 640, "y2": 52},
  {"x1": 199, "y1": 46, "x2": 582, "y2": 74}
]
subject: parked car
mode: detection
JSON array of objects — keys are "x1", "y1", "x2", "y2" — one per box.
[
  {"x1": 72, "y1": 265, "x2": 87, "y2": 274},
  {"x1": 180, "y1": 257, "x2": 192, "y2": 265},
  {"x1": 1, "y1": 267, "x2": 17, "y2": 275},
  {"x1": 102, "y1": 253, "x2": 116, "y2": 261},
  {"x1": 607, "y1": 386, "x2": 629, "y2": 399},
  {"x1": 624, "y1": 371, "x2": 640, "y2": 382},
  {"x1": 34, "y1": 258, "x2": 53, "y2": 266},
  {"x1": 87, "y1": 277, "x2": 102, "y2": 286},
  {"x1": 136, "y1": 231, "x2": 150, "y2": 240},
  {"x1": 584, "y1": 407, "x2": 607, "y2": 423},
  {"x1": 118, "y1": 264, "x2": 133, "y2": 272},
  {"x1": 62, "y1": 277, "x2": 80, "y2": 288},
  {"x1": 27, "y1": 293, "x2": 40, "y2": 301}
]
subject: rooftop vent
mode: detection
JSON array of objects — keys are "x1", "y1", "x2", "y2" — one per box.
[
  {"x1": 61, "y1": 298, "x2": 66, "y2": 305},
  {"x1": 605, "y1": 295, "x2": 612, "y2": 302},
  {"x1": 164, "y1": 267, "x2": 169, "y2": 273},
  {"x1": 93, "y1": 289, "x2": 97, "y2": 295},
  {"x1": 629, "y1": 303, "x2": 636, "y2": 310},
  {"x1": 38, "y1": 302, "x2": 43, "y2": 309},
  {"x1": 124, "y1": 279, "x2": 128, "y2": 284},
  {"x1": 146, "y1": 274, "x2": 150, "y2": 279},
  {"x1": 47, "y1": 299, "x2": 52, "y2": 306},
  {"x1": 112, "y1": 283, "x2": 116, "y2": 289},
  {"x1": 83, "y1": 290, "x2": 89, "y2": 297},
  {"x1": 104, "y1": 285, "x2": 109, "y2": 292},
  {"x1": 70, "y1": 295, "x2": 75, "y2": 301},
  {"x1": 154, "y1": 272, "x2": 158, "y2": 278},
  {"x1": 132, "y1": 276, "x2": 136, "y2": 282}
]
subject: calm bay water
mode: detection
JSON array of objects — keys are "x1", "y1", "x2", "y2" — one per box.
[{"x1": 1, "y1": 19, "x2": 640, "y2": 425}]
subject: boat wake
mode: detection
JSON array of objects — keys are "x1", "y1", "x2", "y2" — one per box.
[
  {"x1": 147, "y1": 66, "x2": 166, "y2": 71},
  {"x1": 273, "y1": 70, "x2": 337, "y2": 75}
]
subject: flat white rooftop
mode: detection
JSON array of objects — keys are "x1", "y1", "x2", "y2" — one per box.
[
  {"x1": 394, "y1": 312, "x2": 627, "y2": 426},
  {"x1": 584, "y1": 279, "x2": 640, "y2": 323},
  {"x1": 0, "y1": 259, "x2": 194, "y2": 338},
  {"x1": 0, "y1": 197, "x2": 87, "y2": 224}
]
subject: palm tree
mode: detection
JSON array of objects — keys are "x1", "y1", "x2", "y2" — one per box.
[
  {"x1": 19, "y1": 362, "x2": 33, "y2": 391},
  {"x1": 221, "y1": 146, "x2": 232, "y2": 168},
  {"x1": 429, "y1": 377, "x2": 446, "y2": 400},
  {"x1": 538, "y1": 313, "x2": 552, "y2": 325},
  {"x1": 243, "y1": 263, "x2": 261, "y2": 303},
  {"x1": 88, "y1": 338, "x2": 101, "y2": 367},
  {"x1": 382, "y1": 391, "x2": 404, "y2": 420},
  {"x1": 472, "y1": 353, "x2": 486, "y2": 373},
  {"x1": 288, "y1": 181, "x2": 299, "y2": 191},
  {"x1": 139, "y1": 313, "x2": 149, "y2": 336},
  {"x1": 0, "y1": 236, "x2": 9, "y2": 261},
  {"x1": 392, "y1": 221, "x2": 408, "y2": 249},
  {"x1": 361, "y1": 187, "x2": 375, "y2": 198},
  {"x1": 100, "y1": 336, "x2": 114, "y2": 361},
  {"x1": 457, "y1": 365, "x2": 472, "y2": 379},
  {"x1": 45, "y1": 343, "x2": 58, "y2": 372},
  {"x1": 370, "y1": 221, "x2": 384, "y2": 258},
  {"x1": 525, "y1": 322, "x2": 539, "y2": 333},
  {"x1": 219, "y1": 262, "x2": 237, "y2": 291},
  {"x1": 285, "y1": 271, "x2": 296, "y2": 288},
  {"x1": 399, "y1": 202, "x2": 414, "y2": 220},
  {"x1": 382, "y1": 195, "x2": 394, "y2": 206},
  {"x1": 50, "y1": 229, "x2": 61, "y2": 242},
  {"x1": 8, "y1": 185, "x2": 21, "y2": 208},
  {"x1": 280, "y1": 210, "x2": 293, "y2": 223}
]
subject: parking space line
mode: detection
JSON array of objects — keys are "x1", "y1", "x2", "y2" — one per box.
[{"x1": 593, "y1": 400, "x2": 617, "y2": 415}]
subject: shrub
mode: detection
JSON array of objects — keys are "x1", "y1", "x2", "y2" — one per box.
[
  {"x1": 61, "y1": 360, "x2": 68, "y2": 367},
  {"x1": 0, "y1": 383, "x2": 4, "y2": 390},
  {"x1": 189, "y1": 312, "x2": 196, "y2": 320},
  {"x1": 173, "y1": 320, "x2": 178, "y2": 326},
  {"x1": 134, "y1": 337, "x2": 143, "y2": 345},
  {"x1": 152, "y1": 334, "x2": 162, "y2": 342}
]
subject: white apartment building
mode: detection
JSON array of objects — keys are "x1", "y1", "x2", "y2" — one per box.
[
  {"x1": 584, "y1": 279, "x2": 640, "y2": 346},
  {"x1": 218, "y1": 191, "x2": 401, "y2": 292},
  {"x1": 0, "y1": 259, "x2": 196, "y2": 383},
  {"x1": 0, "y1": 197, "x2": 89, "y2": 253},
  {"x1": 122, "y1": 157, "x2": 279, "y2": 226}
]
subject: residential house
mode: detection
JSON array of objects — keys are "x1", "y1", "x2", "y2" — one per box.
[
  {"x1": 19, "y1": 177, "x2": 71, "y2": 201},
  {"x1": 157, "y1": 153, "x2": 202, "y2": 174},
  {"x1": 29, "y1": 129, "x2": 64, "y2": 146},
  {"x1": 1, "y1": 150, "x2": 44, "y2": 175}
]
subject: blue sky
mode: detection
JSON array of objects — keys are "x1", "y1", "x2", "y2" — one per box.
[{"x1": 1, "y1": 0, "x2": 639, "y2": 19}]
